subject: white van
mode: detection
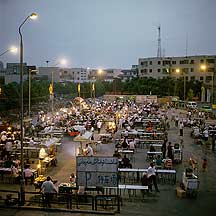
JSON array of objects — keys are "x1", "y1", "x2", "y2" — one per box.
[{"x1": 187, "y1": 101, "x2": 197, "y2": 109}]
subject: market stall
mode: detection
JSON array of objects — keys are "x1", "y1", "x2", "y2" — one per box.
[{"x1": 73, "y1": 131, "x2": 93, "y2": 156}]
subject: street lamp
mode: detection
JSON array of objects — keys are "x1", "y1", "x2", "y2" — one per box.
[
  {"x1": 19, "y1": 12, "x2": 37, "y2": 205},
  {"x1": 28, "y1": 68, "x2": 38, "y2": 118},
  {"x1": 176, "y1": 68, "x2": 186, "y2": 106},
  {"x1": 0, "y1": 46, "x2": 18, "y2": 57},
  {"x1": 200, "y1": 64, "x2": 214, "y2": 104},
  {"x1": 50, "y1": 59, "x2": 67, "y2": 112}
]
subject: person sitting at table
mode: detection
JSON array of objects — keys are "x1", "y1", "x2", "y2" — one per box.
[
  {"x1": 5, "y1": 138, "x2": 13, "y2": 159},
  {"x1": 149, "y1": 145, "x2": 156, "y2": 152},
  {"x1": 24, "y1": 165, "x2": 34, "y2": 185},
  {"x1": 148, "y1": 145, "x2": 156, "y2": 160},
  {"x1": 155, "y1": 155, "x2": 163, "y2": 169},
  {"x1": 4, "y1": 156, "x2": 15, "y2": 168},
  {"x1": 113, "y1": 150, "x2": 121, "y2": 159},
  {"x1": 69, "y1": 172, "x2": 76, "y2": 184},
  {"x1": 141, "y1": 172, "x2": 149, "y2": 194},
  {"x1": 11, "y1": 164, "x2": 20, "y2": 183},
  {"x1": 29, "y1": 137, "x2": 36, "y2": 146},
  {"x1": 153, "y1": 131, "x2": 157, "y2": 140},
  {"x1": 121, "y1": 138, "x2": 129, "y2": 149},
  {"x1": 122, "y1": 155, "x2": 132, "y2": 168},
  {"x1": 1, "y1": 145, "x2": 7, "y2": 160},
  {"x1": 128, "y1": 139, "x2": 136, "y2": 152}
]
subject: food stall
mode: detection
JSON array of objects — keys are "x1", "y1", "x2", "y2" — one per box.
[
  {"x1": 182, "y1": 168, "x2": 199, "y2": 198},
  {"x1": 39, "y1": 137, "x2": 60, "y2": 173},
  {"x1": 173, "y1": 143, "x2": 183, "y2": 163},
  {"x1": 73, "y1": 131, "x2": 93, "y2": 156}
]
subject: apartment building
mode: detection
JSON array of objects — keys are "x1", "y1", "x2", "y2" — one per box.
[
  {"x1": 138, "y1": 55, "x2": 216, "y2": 85},
  {"x1": 38, "y1": 67, "x2": 89, "y2": 83}
]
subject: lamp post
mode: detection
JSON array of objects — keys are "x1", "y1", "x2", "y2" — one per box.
[
  {"x1": 0, "y1": 46, "x2": 17, "y2": 57},
  {"x1": 28, "y1": 68, "x2": 37, "y2": 118},
  {"x1": 175, "y1": 68, "x2": 186, "y2": 107},
  {"x1": 50, "y1": 59, "x2": 67, "y2": 113},
  {"x1": 200, "y1": 64, "x2": 214, "y2": 104},
  {"x1": 19, "y1": 12, "x2": 37, "y2": 205}
]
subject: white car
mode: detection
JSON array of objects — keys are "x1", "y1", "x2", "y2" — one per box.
[{"x1": 187, "y1": 101, "x2": 197, "y2": 109}]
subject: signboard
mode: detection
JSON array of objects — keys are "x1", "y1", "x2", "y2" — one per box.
[{"x1": 76, "y1": 156, "x2": 118, "y2": 187}]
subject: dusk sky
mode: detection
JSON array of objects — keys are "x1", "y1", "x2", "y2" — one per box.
[{"x1": 1, "y1": 0, "x2": 216, "y2": 69}]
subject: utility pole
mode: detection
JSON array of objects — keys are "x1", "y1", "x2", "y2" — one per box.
[{"x1": 157, "y1": 25, "x2": 162, "y2": 58}]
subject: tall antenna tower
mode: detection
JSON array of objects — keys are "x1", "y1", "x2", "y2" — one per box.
[{"x1": 157, "y1": 25, "x2": 162, "y2": 58}]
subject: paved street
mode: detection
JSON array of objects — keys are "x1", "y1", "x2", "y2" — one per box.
[{"x1": 1, "y1": 109, "x2": 216, "y2": 216}]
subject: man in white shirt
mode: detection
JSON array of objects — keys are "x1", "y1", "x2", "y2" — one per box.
[
  {"x1": 128, "y1": 139, "x2": 136, "y2": 152},
  {"x1": 97, "y1": 121, "x2": 102, "y2": 133},
  {"x1": 39, "y1": 147, "x2": 48, "y2": 160},
  {"x1": 84, "y1": 144, "x2": 93, "y2": 156},
  {"x1": 147, "y1": 162, "x2": 159, "y2": 192}
]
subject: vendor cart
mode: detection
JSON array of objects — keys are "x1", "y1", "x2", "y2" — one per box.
[
  {"x1": 182, "y1": 169, "x2": 199, "y2": 198},
  {"x1": 173, "y1": 143, "x2": 183, "y2": 163}
]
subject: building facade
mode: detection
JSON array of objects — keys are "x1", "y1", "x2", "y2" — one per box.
[
  {"x1": 138, "y1": 55, "x2": 216, "y2": 85},
  {"x1": 38, "y1": 67, "x2": 89, "y2": 83}
]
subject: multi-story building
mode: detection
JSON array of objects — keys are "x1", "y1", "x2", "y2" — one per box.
[
  {"x1": 2, "y1": 63, "x2": 36, "y2": 84},
  {"x1": 38, "y1": 67, "x2": 89, "y2": 83},
  {"x1": 88, "y1": 69, "x2": 122, "y2": 82},
  {"x1": 119, "y1": 65, "x2": 138, "y2": 81},
  {"x1": 138, "y1": 55, "x2": 216, "y2": 86}
]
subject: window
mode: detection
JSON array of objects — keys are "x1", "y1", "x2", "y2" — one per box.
[
  {"x1": 206, "y1": 76, "x2": 212, "y2": 82},
  {"x1": 149, "y1": 69, "x2": 152, "y2": 73},
  {"x1": 200, "y1": 76, "x2": 204, "y2": 81},
  {"x1": 162, "y1": 68, "x2": 168, "y2": 74},
  {"x1": 190, "y1": 60, "x2": 194, "y2": 64},
  {"x1": 185, "y1": 76, "x2": 188, "y2": 81},
  {"x1": 157, "y1": 68, "x2": 161, "y2": 72},
  {"x1": 200, "y1": 59, "x2": 204, "y2": 63},
  {"x1": 190, "y1": 68, "x2": 194, "y2": 72},
  {"x1": 149, "y1": 61, "x2": 152, "y2": 65},
  {"x1": 180, "y1": 60, "x2": 189, "y2": 64},
  {"x1": 207, "y1": 59, "x2": 215, "y2": 64},
  {"x1": 208, "y1": 67, "x2": 215, "y2": 72},
  {"x1": 162, "y1": 60, "x2": 171, "y2": 66},
  {"x1": 158, "y1": 61, "x2": 161, "y2": 65},
  {"x1": 191, "y1": 76, "x2": 195, "y2": 81},
  {"x1": 183, "y1": 68, "x2": 189, "y2": 74},
  {"x1": 172, "y1": 61, "x2": 176, "y2": 64},
  {"x1": 140, "y1": 61, "x2": 148, "y2": 66}
]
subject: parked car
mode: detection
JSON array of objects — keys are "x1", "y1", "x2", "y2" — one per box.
[
  {"x1": 200, "y1": 105, "x2": 212, "y2": 113},
  {"x1": 186, "y1": 101, "x2": 197, "y2": 109}
]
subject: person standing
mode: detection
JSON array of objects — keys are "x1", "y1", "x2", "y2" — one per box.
[
  {"x1": 167, "y1": 142, "x2": 173, "y2": 161},
  {"x1": 161, "y1": 140, "x2": 167, "y2": 159},
  {"x1": 41, "y1": 176, "x2": 57, "y2": 208},
  {"x1": 179, "y1": 121, "x2": 184, "y2": 137},
  {"x1": 147, "y1": 162, "x2": 159, "y2": 192},
  {"x1": 212, "y1": 132, "x2": 215, "y2": 151},
  {"x1": 84, "y1": 144, "x2": 93, "y2": 156},
  {"x1": 97, "y1": 120, "x2": 102, "y2": 134}
]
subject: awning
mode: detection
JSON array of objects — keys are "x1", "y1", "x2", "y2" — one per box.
[{"x1": 73, "y1": 131, "x2": 92, "y2": 142}]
